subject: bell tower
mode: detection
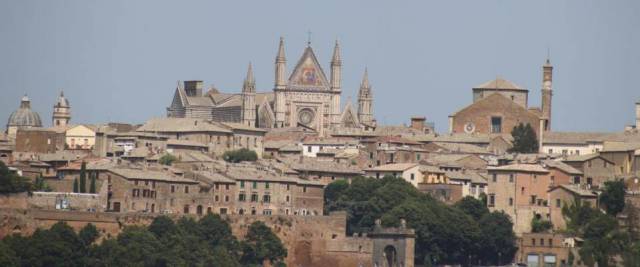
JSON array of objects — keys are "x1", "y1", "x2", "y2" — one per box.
[
  {"x1": 52, "y1": 90, "x2": 71, "y2": 127},
  {"x1": 541, "y1": 58, "x2": 553, "y2": 131},
  {"x1": 357, "y1": 68, "x2": 374, "y2": 126}
]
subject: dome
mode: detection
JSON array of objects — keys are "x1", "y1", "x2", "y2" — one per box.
[
  {"x1": 55, "y1": 91, "x2": 70, "y2": 107},
  {"x1": 7, "y1": 95, "x2": 42, "y2": 128}
]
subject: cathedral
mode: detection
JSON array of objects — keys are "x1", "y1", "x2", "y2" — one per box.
[{"x1": 167, "y1": 38, "x2": 376, "y2": 136}]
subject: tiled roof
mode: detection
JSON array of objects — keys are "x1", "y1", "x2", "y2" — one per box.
[
  {"x1": 365, "y1": 163, "x2": 418, "y2": 172},
  {"x1": 488, "y1": 163, "x2": 549, "y2": 173},
  {"x1": 431, "y1": 142, "x2": 489, "y2": 154},
  {"x1": 137, "y1": 118, "x2": 232, "y2": 133},
  {"x1": 563, "y1": 153, "x2": 605, "y2": 162},
  {"x1": 542, "y1": 160, "x2": 583, "y2": 175},
  {"x1": 473, "y1": 78, "x2": 526, "y2": 91},
  {"x1": 167, "y1": 139, "x2": 209, "y2": 147},
  {"x1": 542, "y1": 132, "x2": 611, "y2": 145},
  {"x1": 549, "y1": 184, "x2": 597, "y2": 197},
  {"x1": 446, "y1": 170, "x2": 488, "y2": 184},
  {"x1": 109, "y1": 168, "x2": 197, "y2": 183},
  {"x1": 220, "y1": 122, "x2": 267, "y2": 133},
  {"x1": 601, "y1": 141, "x2": 640, "y2": 152}
]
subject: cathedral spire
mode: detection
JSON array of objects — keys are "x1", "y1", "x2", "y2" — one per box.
[
  {"x1": 331, "y1": 39, "x2": 341, "y2": 64},
  {"x1": 360, "y1": 67, "x2": 370, "y2": 90},
  {"x1": 276, "y1": 37, "x2": 286, "y2": 62},
  {"x1": 243, "y1": 62, "x2": 255, "y2": 92}
]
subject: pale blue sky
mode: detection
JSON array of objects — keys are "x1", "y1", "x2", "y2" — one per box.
[{"x1": 1, "y1": 0, "x2": 639, "y2": 132}]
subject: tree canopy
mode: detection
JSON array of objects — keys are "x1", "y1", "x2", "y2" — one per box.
[
  {"x1": 158, "y1": 154, "x2": 177, "y2": 166},
  {"x1": 508, "y1": 123, "x2": 539, "y2": 153},
  {"x1": 599, "y1": 180, "x2": 626, "y2": 216},
  {"x1": 0, "y1": 214, "x2": 287, "y2": 267},
  {"x1": 222, "y1": 148, "x2": 258, "y2": 163},
  {"x1": 0, "y1": 161, "x2": 32, "y2": 194},
  {"x1": 325, "y1": 176, "x2": 517, "y2": 266}
]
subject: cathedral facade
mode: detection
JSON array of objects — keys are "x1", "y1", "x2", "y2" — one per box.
[{"x1": 167, "y1": 38, "x2": 375, "y2": 136}]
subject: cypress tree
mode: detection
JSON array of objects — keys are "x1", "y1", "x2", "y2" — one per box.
[
  {"x1": 73, "y1": 178, "x2": 79, "y2": 193},
  {"x1": 89, "y1": 172, "x2": 96, "y2": 194},
  {"x1": 79, "y1": 161, "x2": 87, "y2": 193}
]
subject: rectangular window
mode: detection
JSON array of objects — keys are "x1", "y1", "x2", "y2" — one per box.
[
  {"x1": 489, "y1": 194, "x2": 495, "y2": 207},
  {"x1": 509, "y1": 198, "x2": 513, "y2": 206},
  {"x1": 573, "y1": 176, "x2": 581, "y2": 184},
  {"x1": 307, "y1": 146, "x2": 312, "y2": 152},
  {"x1": 239, "y1": 193, "x2": 246, "y2": 202},
  {"x1": 492, "y1": 173, "x2": 497, "y2": 182},
  {"x1": 509, "y1": 174, "x2": 514, "y2": 183},
  {"x1": 265, "y1": 182, "x2": 270, "y2": 189},
  {"x1": 286, "y1": 184, "x2": 290, "y2": 191},
  {"x1": 303, "y1": 186, "x2": 307, "y2": 193},
  {"x1": 587, "y1": 177, "x2": 593, "y2": 186},
  {"x1": 184, "y1": 186, "x2": 189, "y2": 194},
  {"x1": 263, "y1": 209, "x2": 272, "y2": 215},
  {"x1": 556, "y1": 199, "x2": 561, "y2": 208},
  {"x1": 252, "y1": 181, "x2": 257, "y2": 189},
  {"x1": 263, "y1": 195, "x2": 271, "y2": 203},
  {"x1": 240, "y1": 181, "x2": 245, "y2": 188},
  {"x1": 410, "y1": 173, "x2": 415, "y2": 180},
  {"x1": 251, "y1": 193, "x2": 258, "y2": 202},
  {"x1": 491, "y1": 117, "x2": 502, "y2": 133}
]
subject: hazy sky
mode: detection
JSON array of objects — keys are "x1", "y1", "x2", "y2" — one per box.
[{"x1": 1, "y1": 0, "x2": 639, "y2": 132}]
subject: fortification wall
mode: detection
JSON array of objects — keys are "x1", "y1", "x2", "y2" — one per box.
[{"x1": 0, "y1": 208, "x2": 374, "y2": 267}]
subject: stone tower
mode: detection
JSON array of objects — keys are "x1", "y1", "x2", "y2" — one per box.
[
  {"x1": 330, "y1": 40, "x2": 342, "y2": 127},
  {"x1": 370, "y1": 219, "x2": 415, "y2": 267},
  {"x1": 274, "y1": 37, "x2": 287, "y2": 128},
  {"x1": 636, "y1": 100, "x2": 640, "y2": 130},
  {"x1": 357, "y1": 68, "x2": 374, "y2": 126},
  {"x1": 241, "y1": 63, "x2": 256, "y2": 127},
  {"x1": 541, "y1": 58, "x2": 553, "y2": 131},
  {"x1": 52, "y1": 90, "x2": 71, "y2": 127}
]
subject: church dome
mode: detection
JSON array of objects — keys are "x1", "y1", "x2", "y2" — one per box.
[{"x1": 7, "y1": 95, "x2": 43, "y2": 128}]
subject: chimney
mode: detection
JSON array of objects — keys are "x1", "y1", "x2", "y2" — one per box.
[{"x1": 410, "y1": 116, "x2": 426, "y2": 131}]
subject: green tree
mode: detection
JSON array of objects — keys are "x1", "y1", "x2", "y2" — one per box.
[
  {"x1": 454, "y1": 196, "x2": 489, "y2": 220},
  {"x1": 241, "y1": 221, "x2": 287, "y2": 266},
  {"x1": 0, "y1": 240, "x2": 19, "y2": 267},
  {"x1": 477, "y1": 211, "x2": 518, "y2": 265},
  {"x1": 324, "y1": 179, "x2": 349, "y2": 212},
  {"x1": 73, "y1": 178, "x2": 79, "y2": 193},
  {"x1": 0, "y1": 161, "x2": 32, "y2": 193},
  {"x1": 148, "y1": 216, "x2": 178, "y2": 238},
  {"x1": 222, "y1": 148, "x2": 258, "y2": 163},
  {"x1": 531, "y1": 216, "x2": 553, "y2": 233},
  {"x1": 79, "y1": 161, "x2": 87, "y2": 193},
  {"x1": 34, "y1": 174, "x2": 52, "y2": 192},
  {"x1": 599, "y1": 180, "x2": 626, "y2": 216},
  {"x1": 89, "y1": 172, "x2": 96, "y2": 193},
  {"x1": 579, "y1": 214, "x2": 623, "y2": 267},
  {"x1": 508, "y1": 123, "x2": 539, "y2": 153},
  {"x1": 159, "y1": 153, "x2": 177, "y2": 166},
  {"x1": 79, "y1": 223, "x2": 99, "y2": 246}
]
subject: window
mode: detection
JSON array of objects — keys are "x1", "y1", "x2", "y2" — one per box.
[
  {"x1": 263, "y1": 209, "x2": 272, "y2": 215},
  {"x1": 252, "y1": 181, "x2": 257, "y2": 189},
  {"x1": 416, "y1": 154, "x2": 421, "y2": 160},
  {"x1": 134, "y1": 180, "x2": 139, "y2": 186},
  {"x1": 549, "y1": 239, "x2": 553, "y2": 247},
  {"x1": 509, "y1": 174, "x2": 514, "y2": 182},
  {"x1": 183, "y1": 205, "x2": 190, "y2": 214},
  {"x1": 530, "y1": 195, "x2": 536, "y2": 205},
  {"x1": 152, "y1": 181, "x2": 156, "y2": 188},
  {"x1": 225, "y1": 184, "x2": 229, "y2": 190},
  {"x1": 369, "y1": 152, "x2": 374, "y2": 159},
  {"x1": 286, "y1": 184, "x2": 290, "y2": 191},
  {"x1": 303, "y1": 186, "x2": 307, "y2": 193},
  {"x1": 286, "y1": 195, "x2": 290, "y2": 202},
  {"x1": 251, "y1": 193, "x2": 258, "y2": 202},
  {"x1": 220, "y1": 208, "x2": 227, "y2": 215},
  {"x1": 491, "y1": 117, "x2": 502, "y2": 133},
  {"x1": 410, "y1": 173, "x2": 415, "y2": 180},
  {"x1": 263, "y1": 195, "x2": 271, "y2": 203},
  {"x1": 240, "y1": 181, "x2": 245, "y2": 188},
  {"x1": 265, "y1": 182, "x2": 270, "y2": 189},
  {"x1": 548, "y1": 149, "x2": 553, "y2": 154},
  {"x1": 550, "y1": 176, "x2": 555, "y2": 185},
  {"x1": 509, "y1": 198, "x2": 513, "y2": 206},
  {"x1": 492, "y1": 174, "x2": 497, "y2": 182},
  {"x1": 489, "y1": 194, "x2": 495, "y2": 206},
  {"x1": 532, "y1": 239, "x2": 536, "y2": 246},
  {"x1": 573, "y1": 176, "x2": 581, "y2": 184},
  {"x1": 556, "y1": 199, "x2": 561, "y2": 208},
  {"x1": 225, "y1": 195, "x2": 229, "y2": 202},
  {"x1": 307, "y1": 146, "x2": 312, "y2": 153},
  {"x1": 239, "y1": 193, "x2": 246, "y2": 202},
  {"x1": 184, "y1": 186, "x2": 189, "y2": 194},
  {"x1": 587, "y1": 177, "x2": 593, "y2": 186},
  {"x1": 215, "y1": 195, "x2": 219, "y2": 202},
  {"x1": 540, "y1": 238, "x2": 545, "y2": 246}
]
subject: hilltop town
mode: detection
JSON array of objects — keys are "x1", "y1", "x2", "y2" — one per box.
[{"x1": 1, "y1": 38, "x2": 640, "y2": 267}]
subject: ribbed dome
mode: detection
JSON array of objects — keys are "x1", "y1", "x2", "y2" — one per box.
[{"x1": 7, "y1": 95, "x2": 42, "y2": 128}]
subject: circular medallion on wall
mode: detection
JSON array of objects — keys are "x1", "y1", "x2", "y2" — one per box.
[
  {"x1": 464, "y1": 122, "x2": 476, "y2": 133},
  {"x1": 298, "y1": 108, "x2": 315, "y2": 126}
]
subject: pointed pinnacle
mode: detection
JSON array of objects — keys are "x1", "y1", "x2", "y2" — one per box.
[
  {"x1": 361, "y1": 68, "x2": 370, "y2": 89},
  {"x1": 332, "y1": 39, "x2": 341, "y2": 63},
  {"x1": 276, "y1": 37, "x2": 286, "y2": 61}
]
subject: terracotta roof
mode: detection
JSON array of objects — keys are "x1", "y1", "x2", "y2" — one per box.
[
  {"x1": 542, "y1": 132, "x2": 611, "y2": 145},
  {"x1": 488, "y1": 163, "x2": 549, "y2": 173},
  {"x1": 473, "y1": 78, "x2": 526, "y2": 91},
  {"x1": 549, "y1": 184, "x2": 597, "y2": 198},
  {"x1": 420, "y1": 165, "x2": 445, "y2": 174},
  {"x1": 542, "y1": 160, "x2": 583, "y2": 175},
  {"x1": 109, "y1": 168, "x2": 197, "y2": 183},
  {"x1": 431, "y1": 142, "x2": 490, "y2": 154},
  {"x1": 365, "y1": 163, "x2": 418, "y2": 172},
  {"x1": 137, "y1": 118, "x2": 232, "y2": 133},
  {"x1": 167, "y1": 139, "x2": 209, "y2": 148},
  {"x1": 174, "y1": 151, "x2": 214, "y2": 162},
  {"x1": 446, "y1": 170, "x2": 488, "y2": 184},
  {"x1": 601, "y1": 141, "x2": 640, "y2": 152},
  {"x1": 563, "y1": 153, "x2": 610, "y2": 163},
  {"x1": 220, "y1": 122, "x2": 267, "y2": 133}
]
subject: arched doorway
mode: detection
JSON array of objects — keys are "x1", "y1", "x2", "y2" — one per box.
[{"x1": 384, "y1": 245, "x2": 397, "y2": 267}]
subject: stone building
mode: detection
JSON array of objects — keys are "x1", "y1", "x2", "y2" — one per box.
[
  {"x1": 548, "y1": 184, "x2": 597, "y2": 231},
  {"x1": 167, "y1": 38, "x2": 376, "y2": 136},
  {"x1": 563, "y1": 153, "x2": 617, "y2": 189},
  {"x1": 52, "y1": 91, "x2": 71, "y2": 127},
  {"x1": 517, "y1": 232, "x2": 579, "y2": 267},
  {"x1": 6, "y1": 95, "x2": 43, "y2": 138},
  {"x1": 14, "y1": 128, "x2": 65, "y2": 153},
  {"x1": 448, "y1": 59, "x2": 554, "y2": 142}
]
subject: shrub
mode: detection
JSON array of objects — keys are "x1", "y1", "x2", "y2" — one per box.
[{"x1": 223, "y1": 149, "x2": 258, "y2": 163}]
